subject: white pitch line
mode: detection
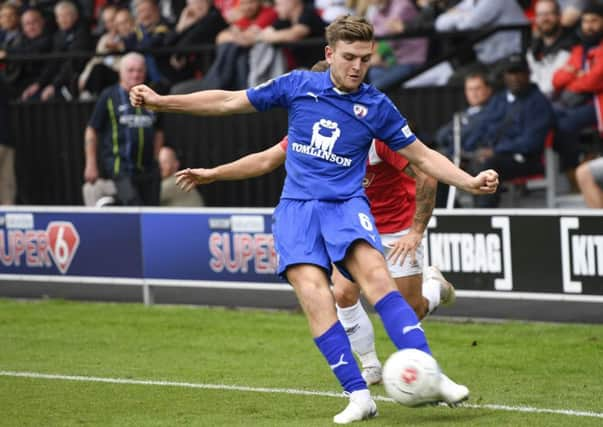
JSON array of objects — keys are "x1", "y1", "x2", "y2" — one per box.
[{"x1": 1, "y1": 370, "x2": 602, "y2": 419}]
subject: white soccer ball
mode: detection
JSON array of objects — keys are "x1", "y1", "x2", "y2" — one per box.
[{"x1": 382, "y1": 349, "x2": 441, "y2": 407}]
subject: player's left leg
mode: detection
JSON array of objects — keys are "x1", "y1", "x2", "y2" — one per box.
[
  {"x1": 323, "y1": 198, "x2": 468, "y2": 405},
  {"x1": 345, "y1": 242, "x2": 469, "y2": 406}
]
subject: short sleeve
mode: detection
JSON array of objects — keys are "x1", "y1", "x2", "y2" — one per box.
[
  {"x1": 279, "y1": 135, "x2": 288, "y2": 151},
  {"x1": 246, "y1": 71, "x2": 296, "y2": 112},
  {"x1": 88, "y1": 90, "x2": 110, "y2": 131},
  {"x1": 375, "y1": 140, "x2": 409, "y2": 171},
  {"x1": 375, "y1": 96, "x2": 417, "y2": 152}
]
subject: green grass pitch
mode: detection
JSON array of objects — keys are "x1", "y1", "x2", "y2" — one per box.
[{"x1": 1, "y1": 298, "x2": 602, "y2": 426}]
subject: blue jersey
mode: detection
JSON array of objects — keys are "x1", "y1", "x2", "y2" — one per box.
[{"x1": 246, "y1": 70, "x2": 416, "y2": 200}]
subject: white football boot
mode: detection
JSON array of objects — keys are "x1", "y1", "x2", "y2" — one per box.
[
  {"x1": 435, "y1": 373, "x2": 470, "y2": 406},
  {"x1": 425, "y1": 266, "x2": 456, "y2": 307},
  {"x1": 361, "y1": 365, "x2": 382, "y2": 386},
  {"x1": 333, "y1": 390, "x2": 378, "y2": 424}
]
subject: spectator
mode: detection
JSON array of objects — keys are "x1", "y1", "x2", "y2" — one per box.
[
  {"x1": 434, "y1": 69, "x2": 494, "y2": 156},
  {"x1": 470, "y1": 54, "x2": 554, "y2": 208},
  {"x1": 162, "y1": 0, "x2": 228, "y2": 86},
  {"x1": 171, "y1": 0, "x2": 275, "y2": 92},
  {"x1": 84, "y1": 52, "x2": 164, "y2": 206},
  {"x1": 552, "y1": 2, "x2": 603, "y2": 179},
  {"x1": 158, "y1": 146, "x2": 204, "y2": 206},
  {"x1": 132, "y1": 0, "x2": 172, "y2": 87},
  {"x1": 0, "y1": 80, "x2": 15, "y2": 205},
  {"x1": 21, "y1": 1, "x2": 93, "y2": 101},
  {"x1": 78, "y1": 5, "x2": 121, "y2": 98},
  {"x1": 435, "y1": 0, "x2": 528, "y2": 80},
  {"x1": 367, "y1": 0, "x2": 428, "y2": 91},
  {"x1": 0, "y1": 3, "x2": 20, "y2": 48},
  {"x1": 433, "y1": 68, "x2": 494, "y2": 206},
  {"x1": 254, "y1": 0, "x2": 326, "y2": 72},
  {"x1": 576, "y1": 156, "x2": 603, "y2": 207},
  {"x1": 527, "y1": 0, "x2": 578, "y2": 98},
  {"x1": 1, "y1": 8, "x2": 52, "y2": 100},
  {"x1": 114, "y1": 7, "x2": 136, "y2": 49}
]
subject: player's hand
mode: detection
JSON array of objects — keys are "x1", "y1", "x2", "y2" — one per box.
[
  {"x1": 129, "y1": 84, "x2": 161, "y2": 110},
  {"x1": 385, "y1": 229, "x2": 422, "y2": 267},
  {"x1": 175, "y1": 168, "x2": 217, "y2": 191},
  {"x1": 468, "y1": 169, "x2": 499, "y2": 195}
]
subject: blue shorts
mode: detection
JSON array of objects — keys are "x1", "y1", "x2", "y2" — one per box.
[{"x1": 272, "y1": 197, "x2": 384, "y2": 280}]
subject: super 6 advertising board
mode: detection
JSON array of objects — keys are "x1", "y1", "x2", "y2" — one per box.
[
  {"x1": 0, "y1": 209, "x2": 142, "y2": 278},
  {"x1": 141, "y1": 210, "x2": 285, "y2": 283}
]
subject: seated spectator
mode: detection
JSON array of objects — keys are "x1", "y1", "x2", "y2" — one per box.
[
  {"x1": 552, "y1": 3, "x2": 603, "y2": 179},
  {"x1": 131, "y1": 0, "x2": 172, "y2": 88},
  {"x1": 162, "y1": 0, "x2": 228, "y2": 86},
  {"x1": 527, "y1": 0, "x2": 578, "y2": 99},
  {"x1": 171, "y1": 0, "x2": 275, "y2": 93},
  {"x1": 113, "y1": 7, "x2": 136, "y2": 50},
  {"x1": 253, "y1": 0, "x2": 326, "y2": 76},
  {"x1": 367, "y1": 0, "x2": 428, "y2": 91},
  {"x1": 434, "y1": 69, "x2": 494, "y2": 156},
  {"x1": 21, "y1": 1, "x2": 93, "y2": 101},
  {"x1": 78, "y1": 5, "x2": 121, "y2": 98},
  {"x1": 470, "y1": 54, "x2": 554, "y2": 208},
  {"x1": 84, "y1": 52, "x2": 164, "y2": 206},
  {"x1": 0, "y1": 3, "x2": 20, "y2": 49},
  {"x1": 1, "y1": 8, "x2": 52, "y2": 100},
  {"x1": 576, "y1": 156, "x2": 603, "y2": 207},
  {"x1": 433, "y1": 68, "x2": 494, "y2": 205},
  {"x1": 159, "y1": 146, "x2": 204, "y2": 206},
  {"x1": 435, "y1": 0, "x2": 528, "y2": 82}
]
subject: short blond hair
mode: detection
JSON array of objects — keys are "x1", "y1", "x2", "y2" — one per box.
[{"x1": 325, "y1": 15, "x2": 373, "y2": 47}]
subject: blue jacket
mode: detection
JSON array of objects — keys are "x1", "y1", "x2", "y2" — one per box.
[{"x1": 467, "y1": 84, "x2": 554, "y2": 155}]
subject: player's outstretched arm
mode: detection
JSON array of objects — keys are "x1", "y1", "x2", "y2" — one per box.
[
  {"x1": 386, "y1": 164, "x2": 437, "y2": 266},
  {"x1": 129, "y1": 84, "x2": 256, "y2": 116},
  {"x1": 399, "y1": 139, "x2": 499, "y2": 195},
  {"x1": 175, "y1": 143, "x2": 286, "y2": 192}
]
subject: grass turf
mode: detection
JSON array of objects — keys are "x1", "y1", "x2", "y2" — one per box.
[{"x1": 1, "y1": 298, "x2": 602, "y2": 426}]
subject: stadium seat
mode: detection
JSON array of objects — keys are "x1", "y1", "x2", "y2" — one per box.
[{"x1": 505, "y1": 131, "x2": 559, "y2": 208}]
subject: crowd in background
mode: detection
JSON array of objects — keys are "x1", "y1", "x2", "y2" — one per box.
[{"x1": 0, "y1": 0, "x2": 602, "y2": 208}]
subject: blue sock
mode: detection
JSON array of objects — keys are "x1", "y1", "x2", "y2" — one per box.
[
  {"x1": 374, "y1": 291, "x2": 431, "y2": 354},
  {"x1": 314, "y1": 321, "x2": 367, "y2": 393}
]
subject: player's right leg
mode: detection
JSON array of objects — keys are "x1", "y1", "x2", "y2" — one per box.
[
  {"x1": 273, "y1": 199, "x2": 377, "y2": 423},
  {"x1": 332, "y1": 269, "x2": 382, "y2": 386}
]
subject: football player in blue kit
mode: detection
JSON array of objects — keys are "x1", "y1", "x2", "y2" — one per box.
[{"x1": 130, "y1": 15, "x2": 499, "y2": 424}]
